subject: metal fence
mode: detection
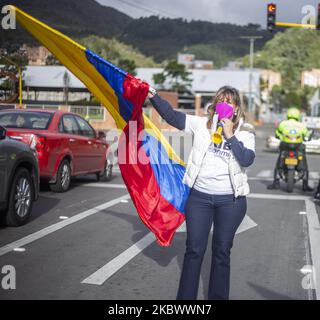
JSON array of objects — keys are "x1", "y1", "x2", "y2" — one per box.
[{"x1": 69, "y1": 106, "x2": 104, "y2": 120}]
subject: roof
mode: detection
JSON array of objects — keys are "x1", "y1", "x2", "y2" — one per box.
[
  {"x1": 22, "y1": 65, "x2": 261, "y2": 95},
  {"x1": 135, "y1": 68, "x2": 261, "y2": 94},
  {"x1": 23, "y1": 66, "x2": 86, "y2": 89}
]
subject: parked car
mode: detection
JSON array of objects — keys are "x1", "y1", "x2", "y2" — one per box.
[
  {"x1": 266, "y1": 128, "x2": 320, "y2": 154},
  {"x1": 0, "y1": 125, "x2": 39, "y2": 226},
  {"x1": 0, "y1": 109, "x2": 113, "y2": 192}
]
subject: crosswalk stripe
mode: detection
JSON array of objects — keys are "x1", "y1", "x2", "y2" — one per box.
[
  {"x1": 254, "y1": 170, "x2": 319, "y2": 179},
  {"x1": 81, "y1": 233, "x2": 156, "y2": 285},
  {"x1": 81, "y1": 183, "x2": 127, "y2": 189},
  {"x1": 0, "y1": 194, "x2": 130, "y2": 257},
  {"x1": 256, "y1": 170, "x2": 272, "y2": 178},
  {"x1": 82, "y1": 214, "x2": 258, "y2": 286}
]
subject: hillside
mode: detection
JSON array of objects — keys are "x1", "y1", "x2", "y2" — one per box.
[
  {"x1": 1, "y1": 0, "x2": 275, "y2": 67},
  {"x1": 78, "y1": 36, "x2": 158, "y2": 68},
  {"x1": 242, "y1": 28, "x2": 320, "y2": 91},
  {"x1": 120, "y1": 17, "x2": 273, "y2": 66},
  {"x1": 0, "y1": 0, "x2": 132, "y2": 50}
]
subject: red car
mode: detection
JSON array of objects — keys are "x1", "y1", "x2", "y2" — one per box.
[{"x1": 0, "y1": 109, "x2": 113, "y2": 192}]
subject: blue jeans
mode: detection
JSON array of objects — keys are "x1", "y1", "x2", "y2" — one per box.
[{"x1": 176, "y1": 188, "x2": 247, "y2": 300}]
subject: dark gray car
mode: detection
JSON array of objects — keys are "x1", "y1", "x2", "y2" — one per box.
[{"x1": 0, "y1": 125, "x2": 39, "y2": 226}]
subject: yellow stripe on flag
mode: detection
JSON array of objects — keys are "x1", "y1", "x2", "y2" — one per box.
[{"x1": 11, "y1": 5, "x2": 125, "y2": 129}]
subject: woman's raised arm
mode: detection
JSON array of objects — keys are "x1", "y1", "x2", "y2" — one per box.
[{"x1": 148, "y1": 92, "x2": 186, "y2": 131}]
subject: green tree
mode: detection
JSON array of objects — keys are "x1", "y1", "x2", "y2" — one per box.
[
  {"x1": 45, "y1": 54, "x2": 61, "y2": 65},
  {"x1": 0, "y1": 52, "x2": 28, "y2": 74},
  {"x1": 78, "y1": 35, "x2": 158, "y2": 68},
  {"x1": 242, "y1": 28, "x2": 320, "y2": 92},
  {"x1": 157, "y1": 60, "x2": 192, "y2": 92},
  {"x1": 118, "y1": 59, "x2": 136, "y2": 75},
  {"x1": 241, "y1": 28, "x2": 320, "y2": 112},
  {"x1": 152, "y1": 72, "x2": 166, "y2": 89}
]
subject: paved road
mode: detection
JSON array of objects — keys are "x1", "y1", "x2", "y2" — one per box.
[{"x1": 0, "y1": 124, "x2": 320, "y2": 300}]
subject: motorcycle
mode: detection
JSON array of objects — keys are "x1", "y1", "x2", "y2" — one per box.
[{"x1": 277, "y1": 130, "x2": 313, "y2": 193}]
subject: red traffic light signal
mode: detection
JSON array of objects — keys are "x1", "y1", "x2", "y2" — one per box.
[
  {"x1": 268, "y1": 3, "x2": 276, "y2": 13},
  {"x1": 267, "y1": 3, "x2": 277, "y2": 32}
]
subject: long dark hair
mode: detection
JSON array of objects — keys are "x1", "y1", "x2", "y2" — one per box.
[{"x1": 206, "y1": 86, "x2": 245, "y2": 131}]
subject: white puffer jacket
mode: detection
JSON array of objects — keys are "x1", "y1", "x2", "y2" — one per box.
[{"x1": 182, "y1": 115, "x2": 255, "y2": 197}]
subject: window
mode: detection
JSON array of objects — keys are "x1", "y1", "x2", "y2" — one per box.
[
  {"x1": 60, "y1": 115, "x2": 80, "y2": 135},
  {"x1": 75, "y1": 116, "x2": 96, "y2": 138},
  {"x1": 0, "y1": 112, "x2": 52, "y2": 129}
]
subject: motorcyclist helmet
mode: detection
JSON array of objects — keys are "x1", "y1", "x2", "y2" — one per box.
[{"x1": 286, "y1": 108, "x2": 301, "y2": 121}]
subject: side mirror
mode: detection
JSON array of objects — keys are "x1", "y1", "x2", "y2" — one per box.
[
  {"x1": 0, "y1": 126, "x2": 6, "y2": 140},
  {"x1": 98, "y1": 131, "x2": 106, "y2": 140}
]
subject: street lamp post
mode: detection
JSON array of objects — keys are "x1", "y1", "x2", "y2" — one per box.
[{"x1": 240, "y1": 36, "x2": 263, "y2": 118}]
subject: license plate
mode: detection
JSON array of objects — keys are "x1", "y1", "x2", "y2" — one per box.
[{"x1": 285, "y1": 158, "x2": 298, "y2": 165}]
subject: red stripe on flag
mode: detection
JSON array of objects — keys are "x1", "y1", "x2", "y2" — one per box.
[
  {"x1": 123, "y1": 74, "x2": 149, "y2": 121},
  {"x1": 118, "y1": 118, "x2": 185, "y2": 247}
]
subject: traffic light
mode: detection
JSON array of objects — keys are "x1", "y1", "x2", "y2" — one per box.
[
  {"x1": 317, "y1": 3, "x2": 320, "y2": 30},
  {"x1": 267, "y1": 3, "x2": 277, "y2": 32}
]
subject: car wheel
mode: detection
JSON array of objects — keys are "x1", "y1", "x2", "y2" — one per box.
[
  {"x1": 50, "y1": 159, "x2": 71, "y2": 192},
  {"x1": 100, "y1": 159, "x2": 113, "y2": 182},
  {"x1": 5, "y1": 168, "x2": 34, "y2": 227}
]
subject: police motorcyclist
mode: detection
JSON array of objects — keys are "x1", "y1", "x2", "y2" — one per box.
[{"x1": 267, "y1": 107, "x2": 313, "y2": 191}]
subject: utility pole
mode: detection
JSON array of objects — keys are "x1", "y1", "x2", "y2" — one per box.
[{"x1": 240, "y1": 36, "x2": 263, "y2": 118}]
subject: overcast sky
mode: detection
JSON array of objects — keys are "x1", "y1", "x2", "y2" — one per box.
[{"x1": 97, "y1": 0, "x2": 320, "y2": 26}]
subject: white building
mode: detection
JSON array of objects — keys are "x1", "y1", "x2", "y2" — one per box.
[
  {"x1": 22, "y1": 65, "x2": 90, "y2": 102},
  {"x1": 136, "y1": 67, "x2": 261, "y2": 109},
  {"x1": 301, "y1": 69, "x2": 320, "y2": 88},
  {"x1": 20, "y1": 65, "x2": 262, "y2": 114}
]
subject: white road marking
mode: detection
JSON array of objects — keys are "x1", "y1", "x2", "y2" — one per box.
[
  {"x1": 310, "y1": 172, "x2": 320, "y2": 179},
  {"x1": 81, "y1": 183, "x2": 126, "y2": 189},
  {"x1": 248, "y1": 193, "x2": 309, "y2": 201},
  {"x1": 0, "y1": 194, "x2": 130, "y2": 257},
  {"x1": 81, "y1": 232, "x2": 156, "y2": 285},
  {"x1": 248, "y1": 177, "x2": 319, "y2": 182},
  {"x1": 305, "y1": 199, "x2": 320, "y2": 299},
  {"x1": 256, "y1": 170, "x2": 272, "y2": 178},
  {"x1": 81, "y1": 192, "x2": 317, "y2": 287},
  {"x1": 302, "y1": 211, "x2": 315, "y2": 300},
  {"x1": 59, "y1": 216, "x2": 69, "y2": 220},
  {"x1": 252, "y1": 170, "x2": 319, "y2": 180},
  {"x1": 300, "y1": 266, "x2": 313, "y2": 274},
  {"x1": 248, "y1": 177, "x2": 273, "y2": 181},
  {"x1": 82, "y1": 215, "x2": 258, "y2": 286},
  {"x1": 299, "y1": 211, "x2": 307, "y2": 215},
  {"x1": 176, "y1": 215, "x2": 257, "y2": 234},
  {"x1": 236, "y1": 215, "x2": 258, "y2": 234}
]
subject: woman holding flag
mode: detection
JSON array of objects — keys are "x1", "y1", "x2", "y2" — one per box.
[
  {"x1": 148, "y1": 86, "x2": 256, "y2": 300},
  {"x1": 12, "y1": 4, "x2": 255, "y2": 301}
]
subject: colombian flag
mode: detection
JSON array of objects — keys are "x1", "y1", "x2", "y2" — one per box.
[{"x1": 11, "y1": 5, "x2": 190, "y2": 246}]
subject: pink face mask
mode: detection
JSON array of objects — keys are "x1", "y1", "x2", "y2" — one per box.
[{"x1": 215, "y1": 102, "x2": 234, "y2": 121}]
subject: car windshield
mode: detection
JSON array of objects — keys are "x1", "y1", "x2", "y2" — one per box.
[{"x1": 0, "y1": 112, "x2": 52, "y2": 130}]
